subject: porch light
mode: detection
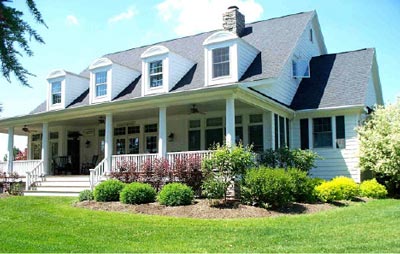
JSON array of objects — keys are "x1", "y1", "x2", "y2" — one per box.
[
  {"x1": 168, "y1": 133, "x2": 174, "y2": 142},
  {"x1": 85, "y1": 140, "x2": 91, "y2": 148}
]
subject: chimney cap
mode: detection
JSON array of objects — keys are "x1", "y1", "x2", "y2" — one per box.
[{"x1": 228, "y1": 6, "x2": 239, "y2": 10}]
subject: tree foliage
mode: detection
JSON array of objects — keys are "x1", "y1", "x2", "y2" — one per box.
[
  {"x1": 357, "y1": 101, "x2": 400, "y2": 195},
  {"x1": 0, "y1": 0, "x2": 47, "y2": 86}
]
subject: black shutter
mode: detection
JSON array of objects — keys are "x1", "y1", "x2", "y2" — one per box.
[{"x1": 300, "y1": 118, "x2": 309, "y2": 149}]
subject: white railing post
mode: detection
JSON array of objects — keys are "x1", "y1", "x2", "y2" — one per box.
[{"x1": 26, "y1": 172, "x2": 31, "y2": 191}]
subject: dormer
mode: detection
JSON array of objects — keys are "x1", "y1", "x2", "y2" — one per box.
[
  {"x1": 46, "y1": 69, "x2": 89, "y2": 111},
  {"x1": 89, "y1": 57, "x2": 140, "y2": 104},
  {"x1": 203, "y1": 7, "x2": 259, "y2": 86},
  {"x1": 141, "y1": 45, "x2": 194, "y2": 96}
]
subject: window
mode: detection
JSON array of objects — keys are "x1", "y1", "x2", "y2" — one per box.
[
  {"x1": 51, "y1": 81, "x2": 62, "y2": 105},
  {"x1": 98, "y1": 129, "x2": 105, "y2": 137},
  {"x1": 128, "y1": 137, "x2": 139, "y2": 154},
  {"x1": 205, "y1": 117, "x2": 223, "y2": 149},
  {"x1": 145, "y1": 124, "x2": 157, "y2": 133},
  {"x1": 95, "y1": 71, "x2": 107, "y2": 97},
  {"x1": 188, "y1": 120, "x2": 201, "y2": 151},
  {"x1": 300, "y1": 119, "x2": 309, "y2": 149},
  {"x1": 50, "y1": 132, "x2": 59, "y2": 140},
  {"x1": 313, "y1": 117, "x2": 332, "y2": 148},
  {"x1": 249, "y1": 114, "x2": 264, "y2": 152},
  {"x1": 212, "y1": 47, "x2": 230, "y2": 78},
  {"x1": 128, "y1": 126, "x2": 140, "y2": 134},
  {"x1": 149, "y1": 60, "x2": 163, "y2": 88},
  {"x1": 292, "y1": 59, "x2": 310, "y2": 78},
  {"x1": 235, "y1": 115, "x2": 243, "y2": 145},
  {"x1": 336, "y1": 116, "x2": 345, "y2": 149},
  {"x1": 309, "y1": 29, "x2": 313, "y2": 42},
  {"x1": 116, "y1": 138, "x2": 126, "y2": 155},
  {"x1": 292, "y1": 60, "x2": 298, "y2": 78},
  {"x1": 114, "y1": 127, "x2": 126, "y2": 136},
  {"x1": 145, "y1": 136, "x2": 157, "y2": 153}
]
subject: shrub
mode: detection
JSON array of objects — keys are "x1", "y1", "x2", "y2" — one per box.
[
  {"x1": 202, "y1": 144, "x2": 254, "y2": 203},
  {"x1": 172, "y1": 155, "x2": 203, "y2": 195},
  {"x1": 120, "y1": 182, "x2": 156, "y2": 204},
  {"x1": 315, "y1": 176, "x2": 359, "y2": 202},
  {"x1": 110, "y1": 160, "x2": 139, "y2": 183},
  {"x1": 158, "y1": 183, "x2": 194, "y2": 206},
  {"x1": 259, "y1": 147, "x2": 320, "y2": 172},
  {"x1": 202, "y1": 177, "x2": 229, "y2": 200},
  {"x1": 79, "y1": 189, "x2": 94, "y2": 202},
  {"x1": 287, "y1": 168, "x2": 318, "y2": 203},
  {"x1": 241, "y1": 167, "x2": 295, "y2": 208},
  {"x1": 94, "y1": 179, "x2": 125, "y2": 202},
  {"x1": 360, "y1": 179, "x2": 388, "y2": 199}
]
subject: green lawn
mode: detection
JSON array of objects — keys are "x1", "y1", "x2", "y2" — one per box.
[{"x1": 0, "y1": 197, "x2": 398, "y2": 253}]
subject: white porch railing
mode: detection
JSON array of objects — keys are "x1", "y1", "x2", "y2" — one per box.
[
  {"x1": 112, "y1": 154, "x2": 159, "y2": 172},
  {"x1": 13, "y1": 160, "x2": 41, "y2": 176},
  {"x1": 0, "y1": 162, "x2": 6, "y2": 173},
  {"x1": 89, "y1": 158, "x2": 106, "y2": 190},
  {"x1": 25, "y1": 160, "x2": 44, "y2": 191},
  {"x1": 167, "y1": 150, "x2": 214, "y2": 165}
]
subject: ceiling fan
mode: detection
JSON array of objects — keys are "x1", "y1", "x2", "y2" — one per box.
[
  {"x1": 98, "y1": 116, "x2": 105, "y2": 124},
  {"x1": 22, "y1": 125, "x2": 30, "y2": 133},
  {"x1": 189, "y1": 104, "x2": 206, "y2": 115}
]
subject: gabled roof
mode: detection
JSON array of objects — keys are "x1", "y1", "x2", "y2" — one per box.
[
  {"x1": 31, "y1": 11, "x2": 316, "y2": 114},
  {"x1": 290, "y1": 48, "x2": 376, "y2": 110}
]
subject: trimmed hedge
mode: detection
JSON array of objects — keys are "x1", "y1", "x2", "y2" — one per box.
[
  {"x1": 94, "y1": 179, "x2": 125, "y2": 202},
  {"x1": 360, "y1": 179, "x2": 387, "y2": 199},
  {"x1": 120, "y1": 182, "x2": 156, "y2": 204},
  {"x1": 315, "y1": 176, "x2": 359, "y2": 202},
  {"x1": 241, "y1": 167, "x2": 295, "y2": 208},
  {"x1": 287, "y1": 168, "x2": 319, "y2": 203},
  {"x1": 158, "y1": 183, "x2": 194, "y2": 206}
]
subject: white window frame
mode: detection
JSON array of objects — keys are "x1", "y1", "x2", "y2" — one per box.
[
  {"x1": 149, "y1": 60, "x2": 163, "y2": 88},
  {"x1": 51, "y1": 81, "x2": 62, "y2": 105},
  {"x1": 212, "y1": 47, "x2": 230, "y2": 79},
  {"x1": 95, "y1": 71, "x2": 108, "y2": 98}
]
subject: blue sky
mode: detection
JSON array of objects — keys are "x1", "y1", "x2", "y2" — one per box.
[{"x1": 0, "y1": 0, "x2": 399, "y2": 153}]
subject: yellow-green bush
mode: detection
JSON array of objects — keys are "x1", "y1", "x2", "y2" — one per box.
[
  {"x1": 315, "y1": 176, "x2": 359, "y2": 202},
  {"x1": 360, "y1": 179, "x2": 387, "y2": 199}
]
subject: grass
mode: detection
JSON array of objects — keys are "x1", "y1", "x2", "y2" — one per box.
[{"x1": 0, "y1": 197, "x2": 399, "y2": 252}]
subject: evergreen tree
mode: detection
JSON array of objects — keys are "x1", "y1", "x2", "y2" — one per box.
[{"x1": 0, "y1": 0, "x2": 47, "y2": 86}]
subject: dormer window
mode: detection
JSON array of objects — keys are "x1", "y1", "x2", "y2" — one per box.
[
  {"x1": 212, "y1": 47, "x2": 230, "y2": 78},
  {"x1": 51, "y1": 81, "x2": 62, "y2": 105},
  {"x1": 149, "y1": 60, "x2": 163, "y2": 88},
  {"x1": 95, "y1": 71, "x2": 107, "y2": 97}
]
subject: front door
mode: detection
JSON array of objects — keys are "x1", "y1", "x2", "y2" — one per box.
[{"x1": 68, "y1": 139, "x2": 80, "y2": 174}]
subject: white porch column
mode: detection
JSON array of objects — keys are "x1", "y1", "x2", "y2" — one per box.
[
  {"x1": 104, "y1": 113, "x2": 113, "y2": 173},
  {"x1": 225, "y1": 97, "x2": 235, "y2": 148},
  {"x1": 42, "y1": 123, "x2": 49, "y2": 175},
  {"x1": 7, "y1": 127, "x2": 14, "y2": 173},
  {"x1": 158, "y1": 106, "x2": 167, "y2": 158}
]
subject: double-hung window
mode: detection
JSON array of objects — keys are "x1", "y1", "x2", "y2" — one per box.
[
  {"x1": 313, "y1": 117, "x2": 332, "y2": 148},
  {"x1": 95, "y1": 71, "x2": 107, "y2": 97},
  {"x1": 212, "y1": 47, "x2": 230, "y2": 78},
  {"x1": 51, "y1": 81, "x2": 62, "y2": 105},
  {"x1": 149, "y1": 60, "x2": 163, "y2": 88}
]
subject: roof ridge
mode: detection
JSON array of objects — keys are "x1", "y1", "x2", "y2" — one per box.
[
  {"x1": 317, "y1": 48, "x2": 374, "y2": 57},
  {"x1": 104, "y1": 10, "x2": 316, "y2": 57}
]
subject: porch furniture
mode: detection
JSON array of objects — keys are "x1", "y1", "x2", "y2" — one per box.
[
  {"x1": 81, "y1": 155, "x2": 99, "y2": 175},
  {"x1": 53, "y1": 156, "x2": 71, "y2": 175}
]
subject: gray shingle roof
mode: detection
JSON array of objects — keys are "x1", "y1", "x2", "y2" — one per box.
[
  {"x1": 30, "y1": 11, "x2": 315, "y2": 114},
  {"x1": 290, "y1": 48, "x2": 375, "y2": 110}
]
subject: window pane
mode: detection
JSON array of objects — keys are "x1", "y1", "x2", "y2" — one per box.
[
  {"x1": 98, "y1": 129, "x2": 105, "y2": 137},
  {"x1": 235, "y1": 126, "x2": 243, "y2": 145},
  {"x1": 250, "y1": 114, "x2": 262, "y2": 123},
  {"x1": 212, "y1": 47, "x2": 230, "y2": 78},
  {"x1": 52, "y1": 81, "x2": 61, "y2": 104},
  {"x1": 188, "y1": 130, "x2": 201, "y2": 151},
  {"x1": 313, "y1": 117, "x2": 332, "y2": 148},
  {"x1": 336, "y1": 116, "x2": 345, "y2": 149},
  {"x1": 235, "y1": 115, "x2": 242, "y2": 124},
  {"x1": 128, "y1": 126, "x2": 140, "y2": 134},
  {"x1": 150, "y1": 74, "x2": 163, "y2": 87},
  {"x1": 205, "y1": 128, "x2": 223, "y2": 149},
  {"x1": 116, "y1": 138, "x2": 126, "y2": 155},
  {"x1": 189, "y1": 120, "x2": 201, "y2": 129},
  {"x1": 95, "y1": 72, "x2": 107, "y2": 97},
  {"x1": 128, "y1": 137, "x2": 139, "y2": 154},
  {"x1": 145, "y1": 124, "x2": 157, "y2": 133},
  {"x1": 149, "y1": 61, "x2": 163, "y2": 88},
  {"x1": 206, "y1": 117, "x2": 222, "y2": 127},
  {"x1": 279, "y1": 116, "x2": 285, "y2": 147},
  {"x1": 114, "y1": 127, "x2": 126, "y2": 136},
  {"x1": 149, "y1": 61, "x2": 162, "y2": 74},
  {"x1": 249, "y1": 125, "x2": 263, "y2": 152},
  {"x1": 95, "y1": 72, "x2": 107, "y2": 84},
  {"x1": 300, "y1": 119, "x2": 309, "y2": 150},
  {"x1": 96, "y1": 84, "x2": 107, "y2": 97},
  {"x1": 146, "y1": 136, "x2": 158, "y2": 153},
  {"x1": 50, "y1": 132, "x2": 59, "y2": 140}
]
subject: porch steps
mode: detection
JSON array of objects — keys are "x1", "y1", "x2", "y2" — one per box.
[{"x1": 24, "y1": 175, "x2": 91, "y2": 197}]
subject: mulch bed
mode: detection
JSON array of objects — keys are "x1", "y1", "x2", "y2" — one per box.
[{"x1": 74, "y1": 199, "x2": 337, "y2": 219}]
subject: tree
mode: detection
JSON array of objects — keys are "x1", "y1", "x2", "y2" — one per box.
[
  {"x1": 0, "y1": 0, "x2": 47, "y2": 87},
  {"x1": 357, "y1": 100, "x2": 400, "y2": 196}
]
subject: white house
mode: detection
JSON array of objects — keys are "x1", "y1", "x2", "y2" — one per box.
[{"x1": 0, "y1": 7, "x2": 383, "y2": 196}]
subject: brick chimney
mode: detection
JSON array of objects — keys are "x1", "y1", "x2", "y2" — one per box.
[{"x1": 222, "y1": 6, "x2": 245, "y2": 37}]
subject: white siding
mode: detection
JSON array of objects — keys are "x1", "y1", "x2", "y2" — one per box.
[
  {"x1": 253, "y1": 20, "x2": 322, "y2": 105},
  {"x1": 65, "y1": 74, "x2": 89, "y2": 107},
  {"x1": 292, "y1": 114, "x2": 361, "y2": 182},
  {"x1": 168, "y1": 53, "x2": 194, "y2": 91},
  {"x1": 237, "y1": 40, "x2": 259, "y2": 80},
  {"x1": 365, "y1": 73, "x2": 378, "y2": 107},
  {"x1": 111, "y1": 64, "x2": 140, "y2": 100}
]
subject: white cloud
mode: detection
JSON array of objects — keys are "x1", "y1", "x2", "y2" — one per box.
[
  {"x1": 156, "y1": 0, "x2": 263, "y2": 36},
  {"x1": 108, "y1": 6, "x2": 138, "y2": 24},
  {"x1": 66, "y1": 15, "x2": 79, "y2": 26}
]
